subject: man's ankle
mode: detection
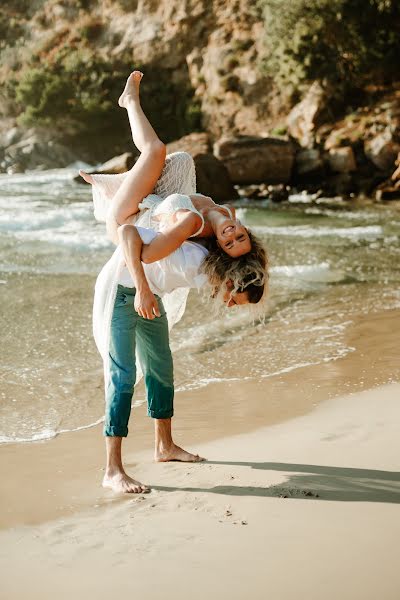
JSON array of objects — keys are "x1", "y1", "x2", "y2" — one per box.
[{"x1": 105, "y1": 465, "x2": 124, "y2": 478}]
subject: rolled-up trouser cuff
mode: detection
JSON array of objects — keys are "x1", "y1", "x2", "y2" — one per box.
[
  {"x1": 148, "y1": 408, "x2": 174, "y2": 419},
  {"x1": 103, "y1": 425, "x2": 128, "y2": 437}
]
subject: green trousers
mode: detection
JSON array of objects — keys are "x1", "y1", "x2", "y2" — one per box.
[{"x1": 104, "y1": 285, "x2": 174, "y2": 437}]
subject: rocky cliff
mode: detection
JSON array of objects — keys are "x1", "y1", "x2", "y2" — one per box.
[
  {"x1": 1, "y1": 0, "x2": 399, "y2": 200},
  {"x1": 0, "y1": 1, "x2": 280, "y2": 165}
]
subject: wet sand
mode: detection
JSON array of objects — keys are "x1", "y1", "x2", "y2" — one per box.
[
  {"x1": 0, "y1": 309, "x2": 399, "y2": 599},
  {"x1": 1, "y1": 307, "x2": 399, "y2": 529}
]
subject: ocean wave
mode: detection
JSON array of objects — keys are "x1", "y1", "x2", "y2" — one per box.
[
  {"x1": 0, "y1": 415, "x2": 104, "y2": 445},
  {"x1": 271, "y1": 262, "x2": 347, "y2": 283},
  {"x1": 254, "y1": 224, "x2": 383, "y2": 239},
  {"x1": 0, "y1": 203, "x2": 92, "y2": 232},
  {"x1": 0, "y1": 167, "x2": 83, "y2": 186},
  {"x1": 13, "y1": 226, "x2": 112, "y2": 251}
]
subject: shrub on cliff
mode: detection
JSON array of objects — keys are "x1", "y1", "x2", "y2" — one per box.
[
  {"x1": 13, "y1": 45, "x2": 201, "y2": 158},
  {"x1": 259, "y1": 0, "x2": 400, "y2": 98},
  {"x1": 14, "y1": 47, "x2": 130, "y2": 136}
]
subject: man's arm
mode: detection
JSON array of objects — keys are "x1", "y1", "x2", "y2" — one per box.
[{"x1": 117, "y1": 224, "x2": 161, "y2": 320}]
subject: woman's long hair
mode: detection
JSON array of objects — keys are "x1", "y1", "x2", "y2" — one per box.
[{"x1": 201, "y1": 230, "x2": 269, "y2": 307}]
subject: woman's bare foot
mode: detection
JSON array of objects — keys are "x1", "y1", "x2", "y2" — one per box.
[
  {"x1": 102, "y1": 468, "x2": 151, "y2": 494},
  {"x1": 79, "y1": 169, "x2": 94, "y2": 185},
  {"x1": 155, "y1": 443, "x2": 206, "y2": 463},
  {"x1": 118, "y1": 71, "x2": 143, "y2": 108}
]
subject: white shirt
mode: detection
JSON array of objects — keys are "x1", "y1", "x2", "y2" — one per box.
[
  {"x1": 93, "y1": 226, "x2": 209, "y2": 390},
  {"x1": 118, "y1": 226, "x2": 208, "y2": 295}
]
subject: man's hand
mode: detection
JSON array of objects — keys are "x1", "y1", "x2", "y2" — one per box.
[{"x1": 134, "y1": 286, "x2": 161, "y2": 320}]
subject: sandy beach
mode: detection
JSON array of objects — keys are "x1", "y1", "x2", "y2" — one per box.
[{"x1": 1, "y1": 308, "x2": 399, "y2": 600}]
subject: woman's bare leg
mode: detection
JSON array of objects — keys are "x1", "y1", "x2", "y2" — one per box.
[
  {"x1": 119, "y1": 71, "x2": 160, "y2": 152},
  {"x1": 109, "y1": 71, "x2": 166, "y2": 225},
  {"x1": 81, "y1": 71, "x2": 166, "y2": 233}
]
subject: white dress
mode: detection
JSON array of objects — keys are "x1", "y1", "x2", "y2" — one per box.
[
  {"x1": 91, "y1": 152, "x2": 233, "y2": 389},
  {"x1": 92, "y1": 157, "x2": 208, "y2": 390}
]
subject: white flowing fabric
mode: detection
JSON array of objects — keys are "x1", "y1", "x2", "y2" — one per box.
[
  {"x1": 91, "y1": 151, "x2": 197, "y2": 222},
  {"x1": 91, "y1": 152, "x2": 205, "y2": 389}
]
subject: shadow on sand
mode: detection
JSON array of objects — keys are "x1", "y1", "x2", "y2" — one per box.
[{"x1": 153, "y1": 461, "x2": 400, "y2": 504}]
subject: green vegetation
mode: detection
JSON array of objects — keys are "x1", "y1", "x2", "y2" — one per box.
[
  {"x1": 9, "y1": 42, "x2": 201, "y2": 157},
  {"x1": 258, "y1": 0, "x2": 400, "y2": 98},
  {"x1": 271, "y1": 125, "x2": 287, "y2": 136},
  {"x1": 14, "y1": 46, "x2": 132, "y2": 138}
]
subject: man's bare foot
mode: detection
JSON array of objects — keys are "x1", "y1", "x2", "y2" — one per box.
[
  {"x1": 155, "y1": 443, "x2": 206, "y2": 463},
  {"x1": 102, "y1": 469, "x2": 151, "y2": 494},
  {"x1": 118, "y1": 71, "x2": 143, "y2": 108},
  {"x1": 79, "y1": 169, "x2": 94, "y2": 185}
]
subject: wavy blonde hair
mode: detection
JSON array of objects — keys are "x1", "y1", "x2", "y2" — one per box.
[{"x1": 201, "y1": 230, "x2": 269, "y2": 308}]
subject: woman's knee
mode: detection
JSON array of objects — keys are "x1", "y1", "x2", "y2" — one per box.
[{"x1": 143, "y1": 140, "x2": 166, "y2": 160}]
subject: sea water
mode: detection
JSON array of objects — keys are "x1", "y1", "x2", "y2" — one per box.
[{"x1": 1, "y1": 169, "x2": 399, "y2": 443}]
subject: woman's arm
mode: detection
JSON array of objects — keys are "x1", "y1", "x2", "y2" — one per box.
[
  {"x1": 140, "y1": 211, "x2": 202, "y2": 264},
  {"x1": 117, "y1": 224, "x2": 160, "y2": 319}
]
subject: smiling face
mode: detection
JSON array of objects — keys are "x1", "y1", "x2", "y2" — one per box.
[{"x1": 215, "y1": 219, "x2": 252, "y2": 257}]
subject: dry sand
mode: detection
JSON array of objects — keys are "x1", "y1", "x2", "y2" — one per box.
[{"x1": 1, "y1": 309, "x2": 399, "y2": 599}]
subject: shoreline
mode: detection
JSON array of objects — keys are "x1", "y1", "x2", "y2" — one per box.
[
  {"x1": 0, "y1": 306, "x2": 399, "y2": 530},
  {"x1": 1, "y1": 382, "x2": 399, "y2": 598}
]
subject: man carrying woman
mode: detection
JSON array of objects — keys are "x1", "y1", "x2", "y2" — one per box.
[{"x1": 84, "y1": 72, "x2": 268, "y2": 493}]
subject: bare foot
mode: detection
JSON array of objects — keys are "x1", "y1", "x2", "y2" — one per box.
[
  {"x1": 155, "y1": 443, "x2": 206, "y2": 463},
  {"x1": 102, "y1": 469, "x2": 151, "y2": 494},
  {"x1": 79, "y1": 169, "x2": 94, "y2": 185},
  {"x1": 118, "y1": 71, "x2": 143, "y2": 108}
]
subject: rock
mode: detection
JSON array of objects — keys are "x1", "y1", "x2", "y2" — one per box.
[
  {"x1": 93, "y1": 152, "x2": 137, "y2": 174},
  {"x1": 167, "y1": 133, "x2": 211, "y2": 156},
  {"x1": 166, "y1": 133, "x2": 234, "y2": 202},
  {"x1": 324, "y1": 173, "x2": 355, "y2": 196},
  {"x1": 391, "y1": 152, "x2": 400, "y2": 181},
  {"x1": 375, "y1": 184, "x2": 400, "y2": 201},
  {"x1": 287, "y1": 81, "x2": 332, "y2": 148},
  {"x1": 374, "y1": 165, "x2": 400, "y2": 200},
  {"x1": 267, "y1": 184, "x2": 289, "y2": 203},
  {"x1": 0, "y1": 126, "x2": 21, "y2": 148},
  {"x1": 237, "y1": 184, "x2": 270, "y2": 199},
  {"x1": 2, "y1": 130, "x2": 76, "y2": 172},
  {"x1": 214, "y1": 135, "x2": 294, "y2": 184},
  {"x1": 365, "y1": 129, "x2": 400, "y2": 171},
  {"x1": 6, "y1": 163, "x2": 25, "y2": 174},
  {"x1": 294, "y1": 148, "x2": 325, "y2": 177},
  {"x1": 194, "y1": 153, "x2": 237, "y2": 203},
  {"x1": 328, "y1": 146, "x2": 357, "y2": 173}
]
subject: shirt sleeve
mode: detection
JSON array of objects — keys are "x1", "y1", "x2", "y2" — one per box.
[{"x1": 162, "y1": 241, "x2": 209, "y2": 290}]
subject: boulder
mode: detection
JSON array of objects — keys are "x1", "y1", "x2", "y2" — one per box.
[
  {"x1": 328, "y1": 146, "x2": 357, "y2": 173},
  {"x1": 294, "y1": 148, "x2": 325, "y2": 177},
  {"x1": 392, "y1": 152, "x2": 400, "y2": 181},
  {"x1": 93, "y1": 152, "x2": 137, "y2": 174},
  {"x1": 194, "y1": 153, "x2": 237, "y2": 203},
  {"x1": 374, "y1": 182, "x2": 400, "y2": 201},
  {"x1": 266, "y1": 184, "x2": 290, "y2": 203},
  {"x1": 365, "y1": 130, "x2": 400, "y2": 171},
  {"x1": 166, "y1": 132, "x2": 211, "y2": 156},
  {"x1": 0, "y1": 126, "x2": 21, "y2": 148},
  {"x1": 166, "y1": 133, "x2": 234, "y2": 201},
  {"x1": 237, "y1": 184, "x2": 270, "y2": 199},
  {"x1": 214, "y1": 135, "x2": 294, "y2": 184},
  {"x1": 324, "y1": 173, "x2": 355, "y2": 196},
  {"x1": 3, "y1": 133, "x2": 76, "y2": 172},
  {"x1": 287, "y1": 81, "x2": 332, "y2": 148}
]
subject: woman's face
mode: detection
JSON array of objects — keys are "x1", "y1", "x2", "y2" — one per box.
[
  {"x1": 223, "y1": 289, "x2": 249, "y2": 307},
  {"x1": 215, "y1": 218, "x2": 251, "y2": 257}
]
